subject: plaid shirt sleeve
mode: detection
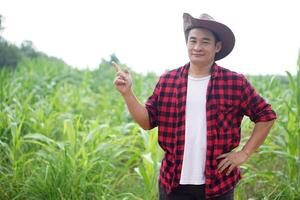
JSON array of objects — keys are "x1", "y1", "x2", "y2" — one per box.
[
  {"x1": 240, "y1": 75, "x2": 277, "y2": 122},
  {"x1": 145, "y1": 78, "x2": 161, "y2": 129}
]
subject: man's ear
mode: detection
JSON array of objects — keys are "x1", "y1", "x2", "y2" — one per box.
[{"x1": 215, "y1": 41, "x2": 222, "y2": 53}]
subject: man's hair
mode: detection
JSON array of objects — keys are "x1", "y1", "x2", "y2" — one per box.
[{"x1": 185, "y1": 28, "x2": 220, "y2": 44}]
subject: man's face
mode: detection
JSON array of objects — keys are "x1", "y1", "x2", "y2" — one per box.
[{"x1": 187, "y1": 28, "x2": 222, "y2": 66}]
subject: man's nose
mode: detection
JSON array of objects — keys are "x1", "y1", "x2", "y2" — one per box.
[{"x1": 193, "y1": 43, "x2": 203, "y2": 51}]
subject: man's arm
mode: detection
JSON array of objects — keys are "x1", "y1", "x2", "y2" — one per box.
[
  {"x1": 217, "y1": 120, "x2": 275, "y2": 175},
  {"x1": 217, "y1": 74, "x2": 277, "y2": 175},
  {"x1": 112, "y1": 62, "x2": 151, "y2": 130},
  {"x1": 122, "y1": 90, "x2": 151, "y2": 130},
  {"x1": 241, "y1": 120, "x2": 275, "y2": 156}
]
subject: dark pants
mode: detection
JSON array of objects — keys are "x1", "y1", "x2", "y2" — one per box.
[{"x1": 159, "y1": 183, "x2": 234, "y2": 200}]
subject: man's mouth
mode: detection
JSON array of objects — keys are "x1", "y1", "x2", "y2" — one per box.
[{"x1": 192, "y1": 54, "x2": 205, "y2": 56}]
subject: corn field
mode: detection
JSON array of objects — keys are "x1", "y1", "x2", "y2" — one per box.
[{"x1": 0, "y1": 53, "x2": 299, "y2": 200}]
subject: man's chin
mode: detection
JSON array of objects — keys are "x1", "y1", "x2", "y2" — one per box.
[{"x1": 190, "y1": 59, "x2": 211, "y2": 66}]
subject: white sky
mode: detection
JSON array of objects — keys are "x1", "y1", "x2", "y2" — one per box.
[{"x1": 0, "y1": 0, "x2": 299, "y2": 75}]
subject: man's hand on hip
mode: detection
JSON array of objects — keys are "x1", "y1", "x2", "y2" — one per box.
[{"x1": 216, "y1": 150, "x2": 249, "y2": 176}]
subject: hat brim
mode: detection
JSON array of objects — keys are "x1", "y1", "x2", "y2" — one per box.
[{"x1": 183, "y1": 13, "x2": 235, "y2": 61}]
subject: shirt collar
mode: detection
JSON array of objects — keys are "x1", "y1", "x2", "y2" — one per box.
[{"x1": 181, "y1": 62, "x2": 219, "y2": 79}]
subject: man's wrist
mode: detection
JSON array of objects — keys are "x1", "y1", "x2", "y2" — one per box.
[
  {"x1": 241, "y1": 149, "x2": 251, "y2": 157},
  {"x1": 122, "y1": 89, "x2": 134, "y2": 99}
]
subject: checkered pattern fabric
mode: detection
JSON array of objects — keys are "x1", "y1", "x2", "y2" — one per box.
[{"x1": 145, "y1": 62, "x2": 277, "y2": 198}]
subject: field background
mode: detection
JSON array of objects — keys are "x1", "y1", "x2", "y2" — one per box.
[{"x1": 0, "y1": 53, "x2": 299, "y2": 200}]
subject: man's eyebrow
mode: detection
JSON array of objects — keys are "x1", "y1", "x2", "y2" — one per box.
[
  {"x1": 189, "y1": 36, "x2": 212, "y2": 40},
  {"x1": 202, "y1": 37, "x2": 211, "y2": 41}
]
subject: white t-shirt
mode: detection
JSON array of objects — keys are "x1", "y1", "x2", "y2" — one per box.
[{"x1": 180, "y1": 74, "x2": 210, "y2": 185}]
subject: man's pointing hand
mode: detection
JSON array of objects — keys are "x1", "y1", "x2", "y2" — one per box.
[{"x1": 112, "y1": 61, "x2": 132, "y2": 96}]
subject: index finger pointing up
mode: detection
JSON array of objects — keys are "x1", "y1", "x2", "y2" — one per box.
[{"x1": 112, "y1": 61, "x2": 122, "y2": 72}]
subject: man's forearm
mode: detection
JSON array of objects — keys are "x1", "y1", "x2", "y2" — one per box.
[
  {"x1": 241, "y1": 120, "x2": 275, "y2": 156},
  {"x1": 122, "y1": 90, "x2": 151, "y2": 130}
]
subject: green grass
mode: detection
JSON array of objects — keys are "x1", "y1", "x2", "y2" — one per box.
[{"x1": 0, "y1": 53, "x2": 299, "y2": 199}]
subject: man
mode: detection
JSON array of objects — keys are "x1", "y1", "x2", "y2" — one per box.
[{"x1": 113, "y1": 13, "x2": 276, "y2": 200}]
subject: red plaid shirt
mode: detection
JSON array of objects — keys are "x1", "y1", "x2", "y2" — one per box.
[{"x1": 145, "y1": 62, "x2": 276, "y2": 198}]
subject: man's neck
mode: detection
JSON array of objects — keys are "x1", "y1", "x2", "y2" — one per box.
[{"x1": 189, "y1": 62, "x2": 214, "y2": 78}]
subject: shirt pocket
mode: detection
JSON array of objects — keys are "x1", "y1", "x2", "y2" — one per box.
[
  {"x1": 215, "y1": 103, "x2": 238, "y2": 152},
  {"x1": 216, "y1": 103, "x2": 237, "y2": 129}
]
